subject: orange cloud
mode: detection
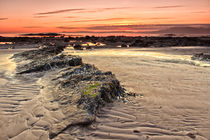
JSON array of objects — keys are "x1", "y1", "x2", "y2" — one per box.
[
  {"x1": 1, "y1": 0, "x2": 209, "y2": 36},
  {"x1": 0, "y1": 18, "x2": 8, "y2": 20},
  {"x1": 60, "y1": 24, "x2": 210, "y2": 35}
]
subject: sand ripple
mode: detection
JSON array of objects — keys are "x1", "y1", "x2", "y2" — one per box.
[
  {"x1": 0, "y1": 79, "x2": 40, "y2": 116},
  {"x1": 64, "y1": 47, "x2": 210, "y2": 140}
]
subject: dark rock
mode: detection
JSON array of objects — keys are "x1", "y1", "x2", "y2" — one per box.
[
  {"x1": 133, "y1": 130, "x2": 140, "y2": 133},
  {"x1": 187, "y1": 133, "x2": 196, "y2": 139},
  {"x1": 12, "y1": 46, "x2": 125, "y2": 139},
  {"x1": 73, "y1": 44, "x2": 83, "y2": 50},
  {"x1": 191, "y1": 53, "x2": 210, "y2": 61},
  {"x1": 121, "y1": 43, "x2": 127, "y2": 48},
  {"x1": 44, "y1": 63, "x2": 124, "y2": 138},
  {"x1": 12, "y1": 46, "x2": 82, "y2": 74},
  {"x1": 1, "y1": 36, "x2": 210, "y2": 49},
  {"x1": 86, "y1": 46, "x2": 93, "y2": 50},
  {"x1": 16, "y1": 54, "x2": 82, "y2": 74},
  {"x1": 12, "y1": 45, "x2": 65, "y2": 61}
]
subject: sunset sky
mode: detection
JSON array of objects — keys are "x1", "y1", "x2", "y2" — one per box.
[{"x1": 0, "y1": 0, "x2": 210, "y2": 36}]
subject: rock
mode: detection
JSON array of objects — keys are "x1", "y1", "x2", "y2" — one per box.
[
  {"x1": 86, "y1": 45, "x2": 93, "y2": 50},
  {"x1": 12, "y1": 45, "x2": 65, "y2": 61},
  {"x1": 73, "y1": 44, "x2": 83, "y2": 50},
  {"x1": 12, "y1": 46, "x2": 125, "y2": 139},
  {"x1": 191, "y1": 53, "x2": 210, "y2": 61},
  {"x1": 12, "y1": 45, "x2": 82, "y2": 74},
  {"x1": 187, "y1": 133, "x2": 196, "y2": 139},
  {"x1": 44, "y1": 64, "x2": 124, "y2": 138},
  {"x1": 16, "y1": 54, "x2": 82, "y2": 74},
  {"x1": 121, "y1": 43, "x2": 127, "y2": 48}
]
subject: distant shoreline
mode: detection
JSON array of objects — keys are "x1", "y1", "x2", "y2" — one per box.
[{"x1": 0, "y1": 36, "x2": 210, "y2": 50}]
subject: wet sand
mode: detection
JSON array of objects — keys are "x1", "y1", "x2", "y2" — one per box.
[
  {"x1": 1, "y1": 47, "x2": 210, "y2": 139},
  {"x1": 0, "y1": 49, "x2": 67, "y2": 140},
  {"x1": 64, "y1": 47, "x2": 210, "y2": 139}
]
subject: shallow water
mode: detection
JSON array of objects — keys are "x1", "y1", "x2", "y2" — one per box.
[{"x1": 64, "y1": 47, "x2": 210, "y2": 139}]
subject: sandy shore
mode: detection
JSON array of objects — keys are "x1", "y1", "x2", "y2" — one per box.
[
  {"x1": 0, "y1": 49, "x2": 67, "y2": 140},
  {"x1": 64, "y1": 47, "x2": 210, "y2": 139},
  {"x1": 1, "y1": 47, "x2": 210, "y2": 139}
]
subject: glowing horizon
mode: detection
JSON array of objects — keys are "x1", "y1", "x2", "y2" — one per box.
[{"x1": 0, "y1": 0, "x2": 210, "y2": 36}]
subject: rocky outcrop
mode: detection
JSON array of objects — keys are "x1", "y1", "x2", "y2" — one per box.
[
  {"x1": 12, "y1": 46, "x2": 125, "y2": 139},
  {"x1": 2, "y1": 36, "x2": 210, "y2": 50},
  {"x1": 191, "y1": 53, "x2": 210, "y2": 61},
  {"x1": 12, "y1": 45, "x2": 65, "y2": 61},
  {"x1": 12, "y1": 46, "x2": 82, "y2": 74},
  {"x1": 121, "y1": 43, "x2": 128, "y2": 48},
  {"x1": 15, "y1": 54, "x2": 82, "y2": 74},
  {"x1": 73, "y1": 44, "x2": 83, "y2": 50},
  {"x1": 44, "y1": 64, "x2": 124, "y2": 139}
]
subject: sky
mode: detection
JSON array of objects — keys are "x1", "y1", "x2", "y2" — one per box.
[{"x1": 0, "y1": 0, "x2": 210, "y2": 36}]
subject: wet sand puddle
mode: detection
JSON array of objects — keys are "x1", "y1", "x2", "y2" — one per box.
[{"x1": 64, "y1": 47, "x2": 210, "y2": 140}]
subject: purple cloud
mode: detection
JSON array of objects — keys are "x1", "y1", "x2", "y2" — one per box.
[
  {"x1": 57, "y1": 26, "x2": 81, "y2": 29},
  {"x1": 35, "y1": 7, "x2": 131, "y2": 15},
  {"x1": 33, "y1": 16, "x2": 49, "y2": 18},
  {"x1": 70, "y1": 17, "x2": 135, "y2": 23},
  {"x1": 154, "y1": 5, "x2": 183, "y2": 9},
  {"x1": 36, "y1": 8, "x2": 85, "y2": 15},
  {"x1": 73, "y1": 7, "x2": 132, "y2": 14},
  {"x1": 61, "y1": 24, "x2": 210, "y2": 35},
  {"x1": 151, "y1": 27, "x2": 210, "y2": 34}
]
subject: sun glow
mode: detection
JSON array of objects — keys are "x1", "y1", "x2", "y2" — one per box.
[{"x1": 0, "y1": 0, "x2": 209, "y2": 36}]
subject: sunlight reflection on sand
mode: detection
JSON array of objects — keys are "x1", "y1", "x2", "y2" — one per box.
[
  {"x1": 64, "y1": 47, "x2": 210, "y2": 67},
  {"x1": 0, "y1": 54, "x2": 16, "y2": 80}
]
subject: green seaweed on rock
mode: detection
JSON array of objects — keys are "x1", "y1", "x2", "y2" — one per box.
[{"x1": 82, "y1": 82, "x2": 101, "y2": 98}]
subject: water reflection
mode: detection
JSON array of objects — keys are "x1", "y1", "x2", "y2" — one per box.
[
  {"x1": 0, "y1": 42, "x2": 13, "y2": 45},
  {"x1": 81, "y1": 42, "x2": 106, "y2": 47}
]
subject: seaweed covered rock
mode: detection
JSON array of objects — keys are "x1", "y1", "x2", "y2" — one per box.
[
  {"x1": 12, "y1": 45, "x2": 65, "y2": 61},
  {"x1": 15, "y1": 54, "x2": 82, "y2": 74},
  {"x1": 42, "y1": 64, "x2": 124, "y2": 138},
  {"x1": 12, "y1": 46, "x2": 82, "y2": 74},
  {"x1": 12, "y1": 46, "x2": 125, "y2": 139}
]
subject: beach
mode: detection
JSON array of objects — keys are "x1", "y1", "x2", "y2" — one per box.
[
  {"x1": 0, "y1": 49, "x2": 65, "y2": 140},
  {"x1": 0, "y1": 47, "x2": 210, "y2": 139},
  {"x1": 64, "y1": 47, "x2": 210, "y2": 139},
  {"x1": 1, "y1": 0, "x2": 210, "y2": 139}
]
